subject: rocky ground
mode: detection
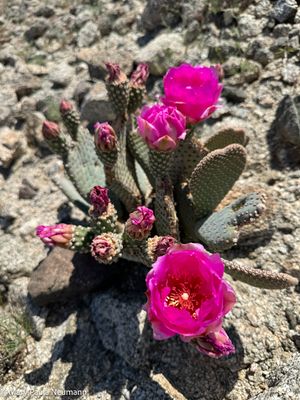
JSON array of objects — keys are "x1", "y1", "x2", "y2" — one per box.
[{"x1": 0, "y1": 0, "x2": 300, "y2": 399}]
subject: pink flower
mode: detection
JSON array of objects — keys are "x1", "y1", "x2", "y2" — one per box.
[
  {"x1": 125, "y1": 206, "x2": 155, "y2": 240},
  {"x1": 145, "y1": 243, "x2": 236, "y2": 358},
  {"x1": 137, "y1": 104, "x2": 186, "y2": 151},
  {"x1": 94, "y1": 122, "x2": 117, "y2": 152},
  {"x1": 162, "y1": 63, "x2": 223, "y2": 125},
  {"x1": 89, "y1": 186, "x2": 110, "y2": 215},
  {"x1": 36, "y1": 224, "x2": 74, "y2": 247}
]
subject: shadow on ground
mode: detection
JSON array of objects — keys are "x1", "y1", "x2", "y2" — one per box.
[{"x1": 25, "y1": 263, "x2": 244, "y2": 400}]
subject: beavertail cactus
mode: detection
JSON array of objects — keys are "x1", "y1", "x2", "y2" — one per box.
[{"x1": 36, "y1": 62, "x2": 298, "y2": 358}]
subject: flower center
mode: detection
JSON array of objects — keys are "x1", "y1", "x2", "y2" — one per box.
[{"x1": 165, "y1": 282, "x2": 202, "y2": 318}]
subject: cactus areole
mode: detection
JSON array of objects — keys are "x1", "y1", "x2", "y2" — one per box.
[{"x1": 37, "y1": 62, "x2": 298, "y2": 358}]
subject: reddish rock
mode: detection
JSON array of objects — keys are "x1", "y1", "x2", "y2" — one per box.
[{"x1": 28, "y1": 247, "x2": 120, "y2": 306}]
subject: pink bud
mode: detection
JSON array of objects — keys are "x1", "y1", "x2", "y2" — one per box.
[
  {"x1": 130, "y1": 63, "x2": 149, "y2": 87},
  {"x1": 36, "y1": 224, "x2": 74, "y2": 247},
  {"x1": 154, "y1": 236, "x2": 176, "y2": 257},
  {"x1": 60, "y1": 99, "x2": 73, "y2": 114},
  {"x1": 94, "y1": 122, "x2": 117, "y2": 152},
  {"x1": 91, "y1": 233, "x2": 120, "y2": 264},
  {"x1": 137, "y1": 104, "x2": 186, "y2": 151},
  {"x1": 105, "y1": 62, "x2": 127, "y2": 84},
  {"x1": 89, "y1": 185, "x2": 110, "y2": 215},
  {"x1": 42, "y1": 121, "x2": 61, "y2": 140},
  {"x1": 126, "y1": 206, "x2": 155, "y2": 240},
  {"x1": 192, "y1": 329, "x2": 235, "y2": 358}
]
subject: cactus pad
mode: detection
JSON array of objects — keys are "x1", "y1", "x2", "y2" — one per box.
[
  {"x1": 190, "y1": 144, "x2": 247, "y2": 218},
  {"x1": 65, "y1": 129, "x2": 106, "y2": 200},
  {"x1": 196, "y1": 192, "x2": 266, "y2": 251},
  {"x1": 203, "y1": 126, "x2": 247, "y2": 152},
  {"x1": 223, "y1": 259, "x2": 298, "y2": 289}
]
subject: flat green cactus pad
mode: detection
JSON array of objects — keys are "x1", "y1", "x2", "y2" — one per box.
[
  {"x1": 190, "y1": 144, "x2": 247, "y2": 218},
  {"x1": 65, "y1": 129, "x2": 106, "y2": 200},
  {"x1": 196, "y1": 192, "x2": 266, "y2": 251},
  {"x1": 203, "y1": 126, "x2": 247, "y2": 151}
]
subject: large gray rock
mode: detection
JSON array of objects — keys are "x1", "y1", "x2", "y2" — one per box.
[
  {"x1": 269, "y1": 94, "x2": 300, "y2": 166},
  {"x1": 49, "y1": 62, "x2": 74, "y2": 88},
  {"x1": 140, "y1": 0, "x2": 182, "y2": 31},
  {"x1": 35, "y1": 5, "x2": 55, "y2": 18},
  {"x1": 0, "y1": 86, "x2": 18, "y2": 126},
  {"x1": 0, "y1": 235, "x2": 46, "y2": 285},
  {"x1": 272, "y1": 0, "x2": 298, "y2": 23},
  {"x1": 136, "y1": 33, "x2": 185, "y2": 76},
  {"x1": 0, "y1": 127, "x2": 26, "y2": 168},
  {"x1": 8, "y1": 277, "x2": 48, "y2": 340},
  {"x1": 274, "y1": 95, "x2": 300, "y2": 147},
  {"x1": 251, "y1": 353, "x2": 300, "y2": 399},
  {"x1": 24, "y1": 19, "x2": 49, "y2": 41},
  {"x1": 77, "y1": 21, "x2": 100, "y2": 48},
  {"x1": 28, "y1": 247, "x2": 119, "y2": 306},
  {"x1": 90, "y1": 290, "x2": 151, "y2": 369},
  {"x1": 223, "y1": 57, "x2": 261, "y2": 85}
]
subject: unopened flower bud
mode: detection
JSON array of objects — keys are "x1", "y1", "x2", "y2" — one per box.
[
  {"x1": 60, "y1": 99, "x2": 73, "y2": 114},
  {"x1": 105, "y1": 63, "x2": 127, "y2": 84},
  {"x1": 105, "y1": 63, "x2": 129, "y2": 115},
  {"x1": 147, "y1": 235, "x2": 176, "y2": 261},
  {"x1": 125, "y1": 206, "x2": 155, "y2": 240},
  {"x1": 91, "y1": 233, "x2": 122, "y2": 264},
  {"x1": 89, "y1": 185, "x2": 110, "y2": 215},
  {"x1": 192, "y1": 329, "x2": 235, "y2": 359},
  {"x1": 130, "y1": 63, "x2": 149, "y2": 87},
  {"x1": 36, "y1": 224, "x2": 74, "y2": 247},
  {"x1": 94, "y1": 122, "x2": 117, "y2": 152},
  {"x1": 42, "y1": 121, "x2": 61, "y2": 140},
  {"x1": 128, "y1": 63, "x2": 149, "y2": 114}
]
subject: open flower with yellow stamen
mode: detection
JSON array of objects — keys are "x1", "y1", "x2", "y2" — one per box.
[{"x1": 145, "y1": 243, "x2": 236, "y2": 358}]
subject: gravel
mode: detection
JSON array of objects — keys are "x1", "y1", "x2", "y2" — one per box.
[{"x1": 0, "y1": 0, "x2": 299, "y2": 398}]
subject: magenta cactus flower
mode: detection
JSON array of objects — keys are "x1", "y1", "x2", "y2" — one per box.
[
  {"x1": 42, "y1": 121, "x2": 61, "y2": 139},
  {"x1": 36, "y1": 224, "x2": 74, "y2": 247},
  {"x1": 94, "y1": 122, "x2": 117, "y2": 152},
  {"x1": 89, "y1": 186, "x2": 110, "y2": 215},
  {"x1": 125, "y1": 206, "x2": 155, "y2": 240},
  {"x1": 145, "y1": 243, "x2": 236, "y2": 358},
  {"x1": 162, "y1": 63, "x2": 223, "y2": 125},
  {"x1": 137, "y1": 104, "x2": 186, "y2": 151}
]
